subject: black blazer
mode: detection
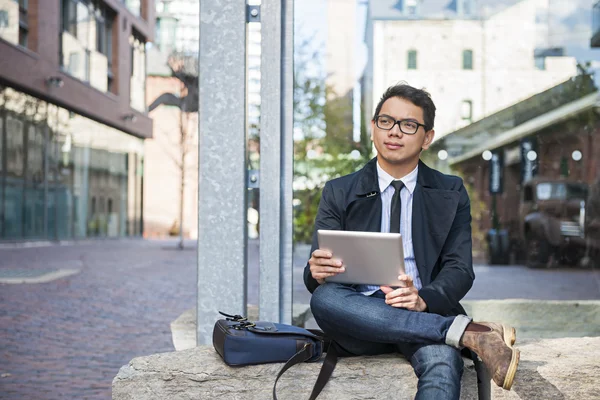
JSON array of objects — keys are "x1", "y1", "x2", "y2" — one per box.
[{"x1": 304, "y1": 157, "x2": 475, "y2": 317}]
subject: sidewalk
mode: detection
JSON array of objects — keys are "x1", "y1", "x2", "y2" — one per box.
[{"x1": 1, "y1": 239, "x2": 599, "y2": 399}]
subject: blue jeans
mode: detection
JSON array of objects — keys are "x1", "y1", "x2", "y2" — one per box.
[{"x1": 310, "y1": 283, "x2": 464, "y2": 400}]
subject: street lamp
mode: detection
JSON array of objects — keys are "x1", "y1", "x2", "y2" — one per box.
[
  {"x1": 437, "y1": 149, "x2": 448, "y2": 161},
  {"x1": 527, "y1": 150, "x2": 538, "y2": 161},
  {"x1": 482, "y1": 150, "x2": 492, "y2": 161},
  {"x1": 572, "y1": 150, "x2": 582, "y2": 161}
]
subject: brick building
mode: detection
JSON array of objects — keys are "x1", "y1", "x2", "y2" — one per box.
[
  {"x1": 0, "y1": 0, "x2": 155, "y2": 240},
  {"x1": 430, "y1": 74, "x2": 600, "y2": 258}
]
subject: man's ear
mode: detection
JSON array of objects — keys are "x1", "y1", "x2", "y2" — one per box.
[
  {"x1": 370, "y1": 120, "x2": 375, "y2": 141},
  {"x1": 421, "y1": 129, "x2": 435, "y2": 150}
]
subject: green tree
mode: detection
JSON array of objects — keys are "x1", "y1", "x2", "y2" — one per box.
[{"x1": 293, "y1": 54, "x2": 372, "y2": 242}]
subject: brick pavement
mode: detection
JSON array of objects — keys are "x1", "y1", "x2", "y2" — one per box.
[
  {"x1": 1, "y1": 239, "x2": 598, "y2": 400},
  {"x1": 0, "y1": 240, "x2": 197, "y2": 400}
]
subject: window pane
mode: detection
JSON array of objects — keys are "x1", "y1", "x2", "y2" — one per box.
[
  {"x1": 463, "y1": 49, "x2": 473, "y2": 70},
  {"x1": 0, "y1": 112, "x2": 3, "y2": 175},
  {"x1": 130, "y1": 32, "x2": 146, "y2": 112},
  {"x1": 407, "y1": 50, "x2": 417, "y2": 69},
  {"x1": 0, "y1": 1, "x2": 19, "y2": 45},
  {"x1": 124, "y1": 0, "x2": 141, "y2": 17}
]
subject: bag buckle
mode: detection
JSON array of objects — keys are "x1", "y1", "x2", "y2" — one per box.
[
  {"x1": 219, "y1": 311, "x2": 248, "y2": 322},
  {"x1": 232, "y1": 321, "x2": 256, "y2": 330}
]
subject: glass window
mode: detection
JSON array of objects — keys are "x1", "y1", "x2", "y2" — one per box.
[
  {"x1": 0, "y1": 85, "x2": 144, "y2": 241},
  {"x1": 123, "y1": 0, "x2": 141, "y2": 17},
  {"x1": 461, "y1": 100, "x2": 473, "y2": 122},
  {"x1": 535, "y1": 56, "x2": 546, "y2": 70},
  {"x1": 0, "y1": 0, "x2": 20, "y2": 45},
  {"x1": 407, "y1": 49, "x2": 417, "y2": 69},
  {"x1": 130, "y1": 30, "x2": 147, "y2": 112},
  {"x1": 60, "y1": 0, "x2": 110, "y2": 92},
  {"x1": 6, "y1": 115, "x2": 24, "y2": 178},
  {"x1": 535, "y1": 182, "x2": 587, "y2": 201},
  {"x1": 462, "y1": 0, "x2": 472, "y2": 16},
  {"x1": 0, "y1": 113, "x2": 3, "y2": 174},
  {"x1": 463, "y1": 49, "x2": 473, "y2": 70}
]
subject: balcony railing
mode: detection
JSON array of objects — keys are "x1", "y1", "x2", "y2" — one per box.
[{"x1": 592, "y1": 1, "x2": 600, "y2": 48}]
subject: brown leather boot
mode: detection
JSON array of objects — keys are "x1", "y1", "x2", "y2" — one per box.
[
  {"x1": 460, "y1": 323, "x2": 520, "y2": 390},
  {"x1": 479, "y1": 322, "x2": 516, "y2": 346}
]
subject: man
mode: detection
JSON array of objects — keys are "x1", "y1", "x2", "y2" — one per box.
[{"x1": 304, "y1": 84, "x2": 519, "y2": 399}]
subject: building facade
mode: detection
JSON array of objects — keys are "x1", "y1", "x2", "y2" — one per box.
[
  {"x1": 143, "y1": 1, "x2": 261, "y2": 239},
  {"x1": 592, "y1": 0, "x2": 600, "y2": 48},
  {"x1": 430, "y1": 74, "x2": 600, "y2": 257},
  {"x1": 363, "y1": 0, "x2": 578, "y2": 138},
  {"x1": 0, "y1": 0, "x2": 154, "y2": 240}
]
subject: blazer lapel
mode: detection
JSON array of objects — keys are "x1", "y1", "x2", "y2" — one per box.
[
  {"x1": 412, "y1": 162, "x2": 460, "y2": 285},
  {"x1": 345, "y1": 158, "x2": 382, "y2": 233}
]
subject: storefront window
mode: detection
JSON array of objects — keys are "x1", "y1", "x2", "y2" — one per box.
[{"x1": 0, "y1": 84, "x2": 144, "y2": 240}]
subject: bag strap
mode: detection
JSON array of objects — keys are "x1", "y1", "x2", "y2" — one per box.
[{"x1": 272, "y1": 341, "x2": 339, "y2": 400}]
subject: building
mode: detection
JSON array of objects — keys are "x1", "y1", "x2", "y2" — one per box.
[
  {"x1": 430, "y1": 73, "x2": 600, "y2": 256},
  {"x1": 592, "y1": 0, "x2": 600, "y2": 48},
  {"x1": 363, "y1": 0, "x2": 578, "y2": 138},
  {"x1": 0, "y1": 0, "x2": 155, "y2": 241},
  {"x1": 155, "y1": 0, "x2": 198, "y2": 54},
  {"x1": 143, "y1": 0, "x2": 261, "y2": 239}
]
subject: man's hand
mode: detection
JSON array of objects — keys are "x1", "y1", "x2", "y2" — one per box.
[
  {"x1": 309, "y1": 249, "x2": 345, "y2": 285},
  {"x1": 380, "y1": 275, "x2": 427, "y2": 312}
]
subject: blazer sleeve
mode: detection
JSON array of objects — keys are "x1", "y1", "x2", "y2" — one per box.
[
  {"x1": 418, "y1": 184, "x2": 475, "y2": 316},
  {"x1": 304, "y1": 181, "x2": 344, "y2": 293}
]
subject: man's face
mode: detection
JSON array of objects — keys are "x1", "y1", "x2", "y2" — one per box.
[{"x1": 370, "y1": 97, "x2": 435, "y2": 171}]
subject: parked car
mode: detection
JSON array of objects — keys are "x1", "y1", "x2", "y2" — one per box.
[
  {"x1": 513, "y1": 178, "x2": 589, "y2": 268},
  {"x1": 582, "y1": 177, "x2": 600, "y2": 268}
]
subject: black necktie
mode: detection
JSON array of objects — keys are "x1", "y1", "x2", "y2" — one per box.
[{"x1": 389, "y1": 180, "x2": 404, "y2": 233}]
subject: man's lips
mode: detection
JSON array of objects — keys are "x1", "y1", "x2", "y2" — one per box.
[{"x1": 384, "y1": 142, "x2": 404, "y2": 149}]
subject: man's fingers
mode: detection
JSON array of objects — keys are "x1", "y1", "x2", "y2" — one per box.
[
  {"x1": 313, "y1": 266, "x2": 345, "y2": 274},
  {"x1": 311, "y1": 257, "x2": 343, "y2": 268},
  {"x1": 398, "y1": 274, "x2": 414, "y2": 287},
  {"x1": 379, "y1": 286, "x2": 393, "y2": 294},
  {"x1": 384, "y1": 287, "x2": 412, "y2": 299},
  {"x1": 313, "y1": 271, "x2": 340, "y2": 280},
  {"x1": 312, "y1": 249, "x2": 333, "y2": 259}
]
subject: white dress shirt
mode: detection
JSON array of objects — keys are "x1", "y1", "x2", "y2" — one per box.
[{"x1": 358, "y1": 162, "x2": 423, "y2": 295}]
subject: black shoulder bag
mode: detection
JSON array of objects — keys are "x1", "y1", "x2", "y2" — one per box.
[{"x1": 212, "y1": 311, "x2": 340, "y2": 400}]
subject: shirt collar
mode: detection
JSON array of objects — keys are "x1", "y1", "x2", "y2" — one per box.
[{"x1": 376, "y1": 162, "x2": 419, "y2": 195}]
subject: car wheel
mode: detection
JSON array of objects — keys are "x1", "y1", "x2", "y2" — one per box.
[{"x1": 526, "y1": 235, "x2": 551, "y2": 268}]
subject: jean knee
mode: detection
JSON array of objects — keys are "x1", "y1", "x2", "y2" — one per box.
[
  {"x1": 309, "y1": 284, "x2": 333, "y2": 320},
  {"x1": 412, "y1": 344, "x2": 464, "y2": 380}
]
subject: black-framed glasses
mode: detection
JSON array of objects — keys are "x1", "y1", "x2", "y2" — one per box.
[{"x1": 375, "y1": 115, "x2": 427, "y2": 135}]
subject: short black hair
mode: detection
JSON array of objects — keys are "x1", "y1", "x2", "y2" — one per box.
[{"x1": 372, "y1": 83, "x2": 436, "y2": 132}]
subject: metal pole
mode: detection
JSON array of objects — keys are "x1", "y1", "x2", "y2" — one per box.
[
  {"x1": 259, "y1": 0, "x2": 294, "y2": 324},
  {"x1": 197, "y1": 0, "x2": 248, "y2": 345},
  {"x1": 259, "y1": 0, "x2": 283, "y2": 322},
  {"x1": 280, "y1": 0, "x2": 294, "y2": 324}
]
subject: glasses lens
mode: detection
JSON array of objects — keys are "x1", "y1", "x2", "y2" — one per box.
[
  {"x1": 377, "y1": 116, "x2": 394, "y2": 129},
  {"x1": 400, "y1": 120, "x2": 418, "y2": 134}
]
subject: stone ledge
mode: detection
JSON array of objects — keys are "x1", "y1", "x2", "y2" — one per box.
[
  {"x1": 170, "y1": 300, "x2": 600, "y2": 351},
  {"x1": 112, "y1": 346, "x2": 480, "y2": 400},
  {"x1": 112, "y1": 337, "x2": 600, "y2": 400},
  {"x1": 171, "y1": 305, "x2": 313, "y2": 351},
  {"x1": 491, "y1": 337, "x2": 600, "y2": 400}
]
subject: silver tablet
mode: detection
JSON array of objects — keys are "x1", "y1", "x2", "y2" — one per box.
[{"x1": 317, "y1": 229, "x2": 406, "y2": 286}]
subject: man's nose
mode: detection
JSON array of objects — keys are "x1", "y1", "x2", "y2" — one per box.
[{"x1": 389, "y1": 122, "x2": 403, "y2": 136}]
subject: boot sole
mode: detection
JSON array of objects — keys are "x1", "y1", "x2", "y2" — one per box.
[
  {"x1": 502, "y1": 325, "x2": 516, "y2": 347},
  {"x1": 502, "y1": 348, "x2": 520, "y2": 390}
]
